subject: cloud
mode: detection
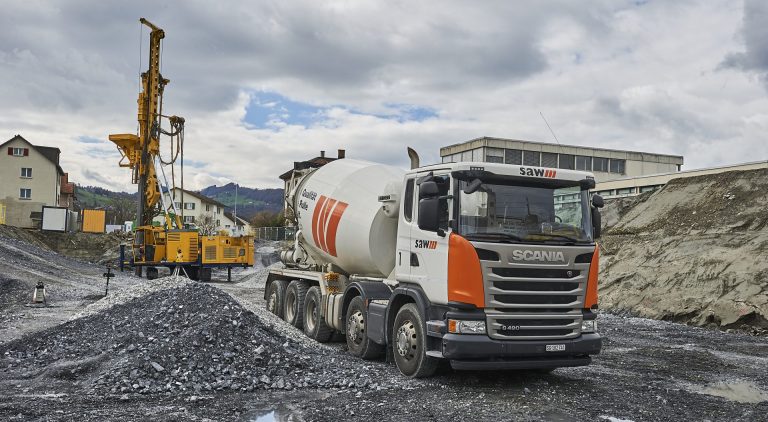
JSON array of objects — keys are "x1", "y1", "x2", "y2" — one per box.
[
  {"x1": 720, "y1": 0, "x2": 768, "y2": 90},
  {"x1": 0, "y1": 0, "x2": 766, "y2": 192}
]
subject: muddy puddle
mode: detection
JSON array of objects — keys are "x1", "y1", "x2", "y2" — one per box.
[{"x1": 691, "y1": 381, "x2": 768, "y2": 404}]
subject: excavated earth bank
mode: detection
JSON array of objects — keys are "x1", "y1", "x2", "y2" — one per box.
[{"x1": 599, "y1": 168, "x2": 768, "y2": 332}]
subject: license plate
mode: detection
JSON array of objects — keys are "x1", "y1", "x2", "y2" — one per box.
[{"x1": 546, "y1": 344, "x2": 566, "y2": 352}]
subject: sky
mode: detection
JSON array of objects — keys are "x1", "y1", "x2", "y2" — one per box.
[{"x1": 1, "y1": 0, "x2": 767, "y2": 191}]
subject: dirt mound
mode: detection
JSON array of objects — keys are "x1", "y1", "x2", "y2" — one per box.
[
  {"x1": 0, "y1": 283, "x2": 398, "y2": 397},
  {"x1": 599, "y1": 168, "x2": 768, "y2": 332}
]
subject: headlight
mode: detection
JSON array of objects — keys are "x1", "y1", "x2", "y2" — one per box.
[
  {"x1": 447, "y1": 319, "x2": 486, "y2": 335},
  {"x1": 581, "y1": 319, "x2": 597, "y2": 333}
]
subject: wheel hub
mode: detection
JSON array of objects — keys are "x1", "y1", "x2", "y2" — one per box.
[
  {"x1": 306, "y1": 300, "x2": 317, "y2": 332},
  {"x1": 396, "y1": 321, "x2": 416, "y2": 358},
  {"x1": 347, "y1": 311, "x2": 364, "y2": 344},
  {"x1": 285, "y1": 292, "x2": 296, "y2": 321}
]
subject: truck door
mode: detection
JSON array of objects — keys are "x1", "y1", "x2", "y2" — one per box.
[
  {"x1": 408, "y1": 173, "x2": 451, "y2": 304},
  {"x1": 395, "y1": 177, "x2": 415, "y2": 280}
]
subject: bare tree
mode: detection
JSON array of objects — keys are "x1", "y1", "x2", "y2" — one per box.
[{"x1": 197, "y1": 213, "x2": 218, "y2": 235}]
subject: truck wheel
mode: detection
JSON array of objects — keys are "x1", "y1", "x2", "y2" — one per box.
[
  {"x1": 303, "y1": 286, "x2": 333, "y2": 342},
  {"x1": 346, "y1": 296, "x2": 385, "y2": 359},
  {"x1": 266, "y1": 279, "x2": 288, "y2": 319},
  {"x1": 284, "y1": 280, "x2": 309, "y2": 328},
  {"x1": 392, "y1": 303, "x2": 438, "y2": 378}
]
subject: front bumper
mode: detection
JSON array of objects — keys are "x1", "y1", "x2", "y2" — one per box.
[{"x1": 440, "y1": 332, "x2": 602, "y2": 370}]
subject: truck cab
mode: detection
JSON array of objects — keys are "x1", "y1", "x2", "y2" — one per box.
[
  {"x1": 389, "y1": 162, "x2": 602, "y2": 374},
  {"x1": 266, "y1": 158, "x2": 604, "y2": 377}
]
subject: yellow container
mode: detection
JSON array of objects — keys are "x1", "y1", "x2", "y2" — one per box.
[{"x1": 82, "y1": 209, "x2": 106, "y2": 233}]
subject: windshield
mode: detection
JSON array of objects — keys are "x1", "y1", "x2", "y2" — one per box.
[{"x1": 457, "y1": 180, "x2": 593, "y2": 244}]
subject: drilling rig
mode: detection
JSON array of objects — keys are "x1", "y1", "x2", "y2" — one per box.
[{"x1": 109, "y1": 18, "x2": 253, "y2": 281}]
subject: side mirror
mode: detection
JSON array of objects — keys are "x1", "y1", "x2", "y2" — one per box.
[
  {"x1": 591, "y1": 207, "x2": 602, "y2": 239},
  {"x1": 418, "y1": 198, "x2": 440, "y2": 232},
  {"x1": 463, "y1": 178, "x2": 483, "y2": 194},
  {"x1": 419, "y1": 181, "x2": 439, "y2": 199},
  {"x1": 592, "y1": 194, "x2": 604, "y2": 208}
]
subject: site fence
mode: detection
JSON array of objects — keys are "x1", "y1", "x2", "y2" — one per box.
[{"x1": 254, "y1": 226, "x2": 296, "y2": 241}]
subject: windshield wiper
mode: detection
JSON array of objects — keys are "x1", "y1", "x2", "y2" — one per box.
[
  {"x1": 528, "y1": 233, "x2": 585, "y2": 243},
  {"x1": 462, "y1": 232, "x2": 524, "y2": 243}
]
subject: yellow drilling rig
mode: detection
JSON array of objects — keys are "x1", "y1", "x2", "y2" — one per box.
[{"x1": 109, "y1": 18, "x2": 253, "y2": 281}]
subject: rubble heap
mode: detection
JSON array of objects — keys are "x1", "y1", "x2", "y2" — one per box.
[{"x1": 1, "y1": 283, "x2": 400, "y2": 396}]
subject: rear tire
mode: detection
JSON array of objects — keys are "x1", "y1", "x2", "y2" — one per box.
[
  {"x1": 266, "y1": 279, "x2": 288, "y2": 319},
  {"x1": 284, "y1": 280, "x2": 309, "y2": 328},
  {"x1": 303, "y1": 286, "x2": 333, "y2": 342},
  {"x1": 392, "y1": 303, "x2": 438, "y2": 378},
  {"x1": 345, "y1": 296, "x2": 385, "y2": 359}
]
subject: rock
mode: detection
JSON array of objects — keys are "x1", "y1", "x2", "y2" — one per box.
[{"x1": 151, "y1": 361, "x2": 165, "y2": 372}]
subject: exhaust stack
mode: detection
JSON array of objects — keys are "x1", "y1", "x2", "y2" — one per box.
[{"x1": 407, "y1": 147, "x2": 420, "y2": 169}]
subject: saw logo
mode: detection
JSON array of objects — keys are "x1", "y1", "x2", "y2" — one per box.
[
  {"x1": 519, "y1": 167, "x2": 557, "y2": 178},
  {"x1": 414, "y1": 240, "x2": 438, "y2": 249},
  {"x1": 311, "y1": 195, "x2": 349, "y2": 257},
  {"x1": 511, "y1": 250, "x2": 566, "y2": 262}
]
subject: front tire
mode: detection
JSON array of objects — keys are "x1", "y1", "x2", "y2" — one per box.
[
  {"x1": 345, "y1": 296, "x2": 385, "y2": 359},
  {"x1": 284, "y1": 280, "x2": 309, "y2": 328},
  {"x1": 266, "y1": 279, "x2": 288, "y2": 318},
  {"x1": 392, "y1": 303, "x2": 438, "y2": 378},
  {"x1": 303, "y1": 286, "x2": 333, "y2": 342}
]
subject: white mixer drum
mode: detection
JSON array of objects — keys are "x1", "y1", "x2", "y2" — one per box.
[{"x1": 293, "y1": 159, "x2": 404, "y2": 277}]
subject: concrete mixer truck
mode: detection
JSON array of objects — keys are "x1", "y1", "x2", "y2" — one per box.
[{"x1": 266, "y1": 150, "x2": 604, "y2": 377}]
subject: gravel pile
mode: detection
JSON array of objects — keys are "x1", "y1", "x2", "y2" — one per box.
[
  {"x1": 73, "y1": 276, "x2": 191, "y2": 319},
  {"x1": 1, "y1": 283, "x2": 404, "y2": 397}
]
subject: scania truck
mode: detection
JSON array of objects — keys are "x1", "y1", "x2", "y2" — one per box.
[{"x1": 265, "y1": 149, "x2": 604, "y2": 377}]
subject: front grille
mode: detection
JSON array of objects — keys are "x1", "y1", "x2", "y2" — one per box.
[
  {"x1": 492, "y1": 268, "x2": 580, "y2": 279},
  {"x1": 486, "y1": 311, "x2": 583, "y2": 340},
  {"x1": 493, "y1": 280, "x2": 580, "y2": 292},
  {"x1": 493, "y1": 294, "x2": 580, "y2": 306},
  {"x1": 473, "y1": 242, "x2": 594, "y2": 341}
]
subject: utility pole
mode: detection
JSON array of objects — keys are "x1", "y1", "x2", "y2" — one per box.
[{"x1": 234, "y1": 182, "x2": 238, "y2": 235}]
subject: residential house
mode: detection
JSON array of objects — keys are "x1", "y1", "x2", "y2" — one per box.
[
  {"x1": 0, "y1": 135, "x2": 75, "y2": 228},
  {"x1": 223, "y1": 211, "x2": 252, "y2": 236},
  {"x1": 279, "y1": 149, "x2": 345, "y2": 220},
  {"x1": 152, "y1": 187, "x2": 227, "y2": 232}
]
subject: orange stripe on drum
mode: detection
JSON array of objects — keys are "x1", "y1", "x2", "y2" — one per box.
[
  {"x1": 312, "y1": 195, "x2": 327, "y2": 248},
  {"x1": 325, "y1": 201, "x2": 348, "y2": 256}
]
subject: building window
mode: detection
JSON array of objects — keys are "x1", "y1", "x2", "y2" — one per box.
[
  {"x1": 541, "y1": 152, "x2": 558, "y2": 168},
  {"x1": 504, "y1": 149, "x2": 522, "y2": 165},
  {"x1": 206, "y1": 204, "x2": 211, "y2": 212},
  {"x1": 216, "y1": 219, "x2": 220, "y2": 226},
  {"x1": 216, "y1": 206, "x2": 221, "y2": 214},
  {"x1": 575, "y1": 156, "x2": 592, "y2": 171},
  {"x1": 470, "y1": 148, "x2": 482, "y2": 162},
  {"x1": 523, "y1": 151, "x2": 540, "y2": 166},
  {"x1": 183, "y1": 216, "x2": 195, "y2": 223},
  {"x1": 461, "y1": 151, "x2": 472, "y2": 162},
  {"x1": 184, "y1": 202, "x2": 195, "y2": 210},
  {"x1": 19, "y1": 188, "x2": 31, "y2": 199},
  {"x1": 485, "y1": 148, "x2": 504, "y2": 163},
  {"x1": 593, "y1": 157, "x2": 609, "y2": 172},
  {"x1": 558, "y1": 154, "x2": 575, "y2": 170},
  {"x1": 174, "y1": 202, "x2": 182, "y2": 209},
  {"x1": 616, "y1": 187, "x2": 635, "y2": 195},
  {"x1": 8, "y1": 147, "x2": 28, "y2": 157},
  {"x1": 609, "y1": 159, "x2": 626, "y2": 174},
  {"x1": 21, "y1": 168, "x2": 32, "y2": 178}
]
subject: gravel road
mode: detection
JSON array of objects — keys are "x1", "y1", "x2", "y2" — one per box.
[{"x1": 1, "y1": 237, "x2": 766, "y2": 421}]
